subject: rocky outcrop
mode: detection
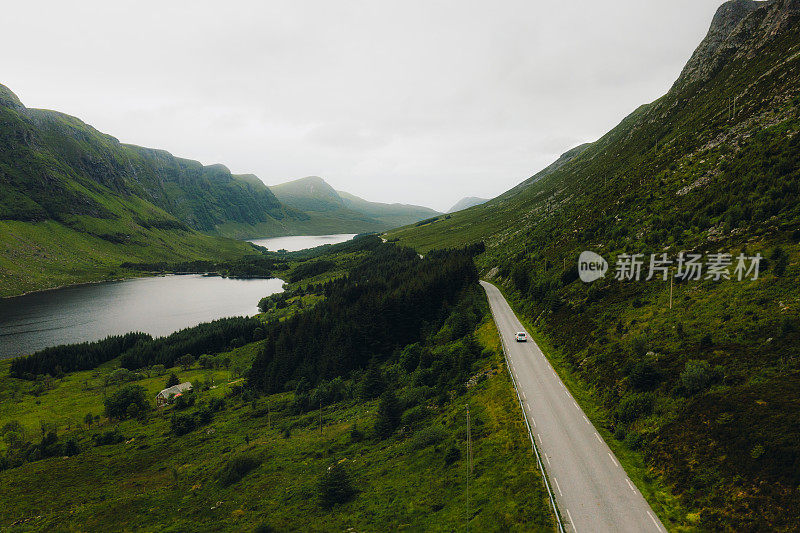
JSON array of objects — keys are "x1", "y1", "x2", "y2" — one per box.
[{"x1": 674, "y1": 0, "x2": 800, "y2": 89}]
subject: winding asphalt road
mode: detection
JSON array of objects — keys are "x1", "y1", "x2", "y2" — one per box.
[{"x1": 481, "y1": 281, "x2": 666, "y2": 533}]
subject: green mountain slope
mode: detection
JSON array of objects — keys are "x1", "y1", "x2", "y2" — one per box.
[
  {"x1": 0, "y1": 84, "x2": 305, "y2": 238},
  {"x1": 0, "y1": 86, "x2": 271, "y2": 296},
  {"x1": 270, "y1": 176, "x2": 439, "y2": 234},
  {"x1": 389, "y1": 0, "x2": 800, "y2": 529}
]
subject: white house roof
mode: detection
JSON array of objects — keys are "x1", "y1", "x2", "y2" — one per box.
[{"x1": 156, "y1": 382, "x2": 193, "y2": 398}]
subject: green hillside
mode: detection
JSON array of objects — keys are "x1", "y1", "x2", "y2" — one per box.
[
  {"x1": 0, "y1": 85, "x2": 301, "y2": 237},
  {"x1": 0, "y1": 85, "x2": 305, "y2": 295},
  {"x1": 270, "y1": 176, "x2": 440, "y2": 234},
  {"x1": 389, "y1": 0, "x2": 800, "y2": 529},
  {"x1": 0, "y1": 238, "x2": 553, "y2": 532}
]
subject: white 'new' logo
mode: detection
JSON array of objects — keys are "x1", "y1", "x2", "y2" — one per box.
[{"x1": 578, "y1": 251, "x2": 608, "y2": 283}]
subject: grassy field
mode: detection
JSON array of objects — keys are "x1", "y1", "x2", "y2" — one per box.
[{"x1": 0, "y1": 317, "x2": 555, "y2": 532}]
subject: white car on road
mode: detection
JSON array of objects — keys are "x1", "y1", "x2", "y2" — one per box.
[{"x1": 515, "y1": 331, "x2": 528, "y2": 342}]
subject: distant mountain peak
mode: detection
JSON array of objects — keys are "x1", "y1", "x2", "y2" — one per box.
[
  {"x1": 448, "y1": 197, "x2": 488, "y2": 213},
  {"x1": 269, "y1": 175, "x2": 439, "y2": 229},
  {"x1": 270, "y1": 176, "x2": 344, "y2": 211}
]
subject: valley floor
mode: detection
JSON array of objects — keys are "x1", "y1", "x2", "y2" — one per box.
[{"x1": 0, "y1": 320, "x2": 554, "y2": 532}]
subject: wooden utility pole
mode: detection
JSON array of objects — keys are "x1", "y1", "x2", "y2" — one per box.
[
  {"x1": 319, "y1": 400, "x2": 323, "y2": 436},
  {"x1": 669, "y1": 276, "x2": 673, "y2": 310},
  {"x1": 466, "y1": 404, "x2": 473, "y2": 531}
]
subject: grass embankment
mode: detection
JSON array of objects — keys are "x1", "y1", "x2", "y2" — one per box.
[
  {"x1": 0, "y1": 219, "x2": 255, "y2": 298},
  {"x1": 474, "y1": 230, "x2": 800, "y2": 530},
  {"x1": 0, "y1": 317, "x2": 554, "y2": 532}
]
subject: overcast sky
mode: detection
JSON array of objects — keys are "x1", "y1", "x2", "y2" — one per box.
[{"x1": 2, "y1": 0, "x2": 725, "y2": 212}]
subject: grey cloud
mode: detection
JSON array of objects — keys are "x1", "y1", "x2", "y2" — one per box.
[{"x1": 1, "y1": 0, "x2": 725, "y2": 212}]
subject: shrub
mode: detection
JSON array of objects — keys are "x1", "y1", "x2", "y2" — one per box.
[
  {"x1": 680, "y1": 359, "x2": 720, "y2": 396},
  {"x1": 358, "y1": 365, "x2": 385, "y2": 400},
  {"x1": 750, "y1": 444, "x2": 765, "y2": 460},
  {"x1": 778, "y1": 316, "x2": 797, "y2": 338},
  {"x1": 38, "y1": 431, "x2": 61, "y2": 458},
  {"x1": 218, "y1": 454, "x2": 261, "y2": 486},
  {"x1": 349, "y1": 424, "x2": 364, "y2": 442},
  {"x1": 628, "y1": 360, "x2": 662, "y2": 391},
  {"x1": 317, "y1": 462, "x2": 356, "y2": 508},
  {"x1": 410, "y1": 426, "x2": 448, "y2": 450},
  {"x1": 3, "y1": 430, "x2": 24, "y2": 449},
  {"x1": 699, "y1": 334, "x2": 713, "y2": 349},
  {"x1": 374, "y1": 389, "x2": 403, "y2": 439},
  {"x1": 104, "y1": 385, "x2": 149, "y2": 420},
  {"x1": 444, "y1": 445, "x2": 461, "y2": 465},
  {"x1": 170, "y1": 413, "x2": 197, "y2": 436},
  {"x1": 196, "y1": 405, "x2": 213, "y2": 425},
  {"x1": 770, "y1": 246, "x2": 788, "y2": 276},
  {"x1": 401, "y1": 405, "x2": 428, "y2": 428},
  {"x1": 616, "y1": 394, "x2": 655, "y2": 424},
  {"x1": 400, "y1": 343, "x2": 423, "y2": 371},
  {"x1": 94, "y1": 428, "x2": 125, "y2": 446},
  {"x1": 2, "y1": 420, "x2": 25, "y2": 440},
  {"x1": 403, "y1": 386, "x2": 435, "y2": 407},
  {"x1": 209, "y1": 397, "x2": 226, "y2": 412},
  {"x1": 126, "y1": 403, "x2": 141, "y2": 419},
  {"x1": 174, "y1": 391, "x2": 196, "y2": 411},
  {"x1": 165, "y1": 373, "x2": 180, "y2": 388},
  {"x1": 511, "y1": 264, "x2": 530, "y2": 293},
  {"x1": 624, "y1": 431, "x2": 645, "y2": 451},
  {"x1": 178, "y1": 354, "x2": 195, "y2": 370},
  {"x1": 309, "y1": 376, "x2": 349, "y2": 407},
  {"x1": 62, "y1": 438, "x2": 80, "y2": 456},
  {"x1": 629, "y1": 336, "x2": 649, "y2": 358},
  {"x1": 107, "y1": 368, "x2": 139, "y2": 384}
]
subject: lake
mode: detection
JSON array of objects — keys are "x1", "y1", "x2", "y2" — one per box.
[
  {"x1": 249, "y1": 233, "x2": 356, "y2": 252},
  {"x1": 0, "y1": 275, "x2": 284, "y2": 359}
]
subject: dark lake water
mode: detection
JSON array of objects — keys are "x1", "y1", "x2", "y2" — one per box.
[
  {"x1": 0, "y1": 275, "x2": 284, "y2": 359},
  {"x1": 248, "y1": 233, "x2": 356, "y2": 252}
]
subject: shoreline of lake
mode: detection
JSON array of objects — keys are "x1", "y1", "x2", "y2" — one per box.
[
  {"x1": 0, "y1": 275, "x2": 285, "y2": 360},
  {"x1": 2, "y1": 234, "x2": 356, "y2": 300},
  {"x1": 0, "y1": 234, "x2": 355, "y2": 358}
]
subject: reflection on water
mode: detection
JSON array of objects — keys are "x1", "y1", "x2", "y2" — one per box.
[
  {"x1": 249, "y1": 233, "x2": 356, "y2": 252},
  {"x1": 0, "y1": 275, "x2": 284, "y2": 359}
]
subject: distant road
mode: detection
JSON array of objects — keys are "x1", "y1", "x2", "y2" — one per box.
[{"x1": 481, "y1": 281, "x2": 666, "y2": 533}]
